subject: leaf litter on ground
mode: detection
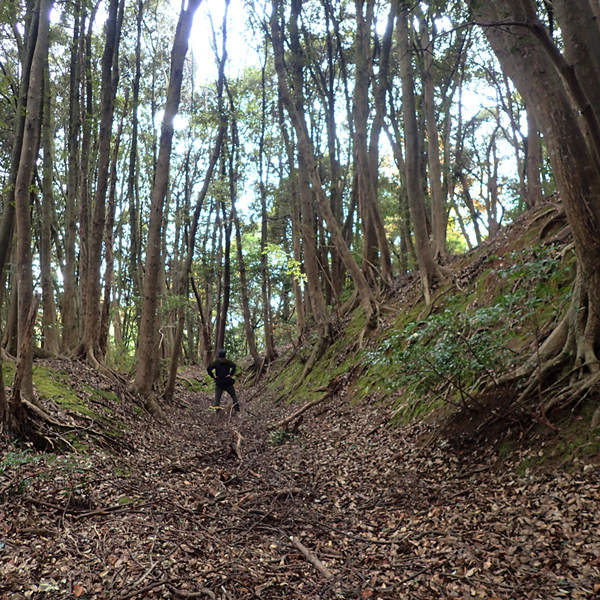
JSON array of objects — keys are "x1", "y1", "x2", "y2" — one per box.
[{"x1": 0, "y1": 359, "x2": 599, "y2": 599}]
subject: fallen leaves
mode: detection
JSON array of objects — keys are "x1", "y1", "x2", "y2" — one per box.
[{"x1": 1, "y1": 360, "x2": 599, "y2": 599}]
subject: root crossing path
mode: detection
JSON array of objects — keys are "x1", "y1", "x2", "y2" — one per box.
[{"x1": 1, "y1": 379, "x2": 599, "y2": 599}]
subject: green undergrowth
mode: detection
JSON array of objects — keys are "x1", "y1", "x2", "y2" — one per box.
[{"x1": 268, "y1": 223, "x2": 579, "y2": 454}]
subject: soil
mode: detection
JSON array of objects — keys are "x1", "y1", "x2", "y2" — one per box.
[{"x1": 1, "y1": 360, "x2": 599, "y2": 600}]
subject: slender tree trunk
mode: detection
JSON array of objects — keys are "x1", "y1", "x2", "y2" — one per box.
[
  {"x1": 259, "y1": 56, "x2": 276, "y2": 362},
  {"x1": 526, "y1": 103, "x2": 544, "y2": 206},
  {"x1": 215, "y1": 198, "x2": 232, "y2": 353},
  {"x1": 417, "y1": 8, "x2": 446, "y2": 260},
  {"x1": 100, "y1": 91, "x2": 128, "y2": 358},
  {"x1": 280, "y1": 115, "x2": 306, "y2": 339},
  {"x1": 282, "y1": 0, "x2": 332, "y2": 374},
  {"x1": 133, "y1": 0, "x2": 203, "y2": 398},
  {"x1": 76, "y1": 0, "x2": 123, "y2": 368},
  {"x1": 322, "y1": 9, "x2": 344, "y2": 299},
  {"x1": 4, "y1": 268, "x2": 18, "y2": 355},
  {"x1": 354, "y1": 0, "x2": 393, "y2": 285},
  {"x1": 41, "y1": 54, "x2": 59, "y2": 355},
  {"x1": 396, "y1": 5, "x2": 445, "y2": 304},
  {"x1": 62, "y1": 4, "x2": 83, "y2": 352},
  {"x1": 127, "y1": 0, "x2": 144, "y2": 303},
  {"x1": 272, "y1": 0, "x2": 378, "y2": 338},
  {"x1": 0, "y1": 0, "x2": 39, "y2": 373},
  {"x1": 13, "y1": 0, "x2": 51, "y2": 409},
  {"x1": 0, "y1": 0, "x2": 39, "y2": 283}
]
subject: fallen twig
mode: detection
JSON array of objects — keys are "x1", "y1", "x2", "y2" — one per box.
[
  {"x1": 116, "y1": 577, "x2": 185, "y2": 600},
  {"x1": 238, "y1": 487, "x2": 303, "y2": 506},
  {"x1": 273, "y1": 391, "x2": 334, "y2": 431},
  {"x1": 290, "y1": 535, "x2": 334, "y2": 579},
  {"x1": 169, "y1": 587, "x2": 216, "y2": 599}
]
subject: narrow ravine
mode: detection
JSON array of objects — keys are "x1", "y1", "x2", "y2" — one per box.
[{"x1": 1, "y1": 372, "x2": 599, "y2": 599}]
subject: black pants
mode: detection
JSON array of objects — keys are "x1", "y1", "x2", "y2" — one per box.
[{"x1": 214, "y1": 384, "x2": 240, "y2": 412}]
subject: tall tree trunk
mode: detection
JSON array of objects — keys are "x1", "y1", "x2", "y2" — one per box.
[
  {"x1": 132, "y1": 0, "x2": 203, "y2": 398},
  {"x1": 259, "y1": 55, "x2": 276, "y2": 362},
  {"x1": 354, "y1": 0, "x2": 393, "y2": 286},
  {"x1": 417, "y1": 8, "x2": 446, "y2": 260},
  {"x1": 0, "y1": 0, "x2": 39, "y2": 282},
  {"x1": 100, "y1": 91, "x2": 128, "y2": 358},
  {"x1": 61, "y1": 4, "x2": 83, "y2": 352},
  {"x1": 396, "y1": 5, "x2": 445, "y2": 304},
  {"x1": 284, "y1": 0, "x2": 332, "y2": 374},
  {"x1": 0, "y1": 0, "x2": 40, "y2": 370},
  {"x1": 322, "y1": 7, "x2": 344, "y2": 299},
  {"x1": 13, "y1": 0, "x2": 51, "y2": 412},
  {"x1": 470, "y1": 0, "x2": 600, "y2": 409},
  {"x1": 215, "y1": 198, "x2": 232, "y2": 353},
  {"x1": 280, "y1": 113, "x2": 306, "y2": 339},
  {"x1": 41, "y1": 54, "x2": 59, "y2": 355},
  {"x1": 127, "y1": 0, "x2": 144, "y2": 304},
  {"x1": 76, "y1": 0, "x2": 123, "y2": 368},
  {"x1": 163, "y1": 118, "x2": 225, "y2": 401},
  {"x1": 526, "y1": 103, "x2": 544, "y2": 206},
  {"x1": 272, "y1": 0, "x2": 378, "y2": 346}
]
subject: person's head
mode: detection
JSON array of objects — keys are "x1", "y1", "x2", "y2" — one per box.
[{"x1": 218, "y1": 348, "x2": 226, "y2": 358}]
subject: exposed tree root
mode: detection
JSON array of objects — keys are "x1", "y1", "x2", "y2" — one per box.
[
  {"x1": 487, "y1": 267, "x2": 600, "y2": 428},
  {"x1": 526, "y1": 202, "x2": 561, "y2": 232},
  {"x1": 538, "y1": 209, "x2": 567, "y2": 241},
  {"x1": 542, "y1": 225, "x2": 572, "y2": 246},
  {"x1": 302, "y1": 322, "x2": 332, "y2": 379}
]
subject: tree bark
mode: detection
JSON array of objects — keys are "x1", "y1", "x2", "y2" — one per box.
[
  {"x1": 76, "y1": 0, "x2": 123, "y2": 368},
  {"x1": 14, "y1": 0, "x2": 51, "y2": 405},
  {"x1": 99, "y1": 90, "x2": 128, "y2": 358},
  {"x1": 126, "y1": 0, "x2": 144, "y2": 304},
  {"x1": 417, "y1": 7, "x2": 446, "y2": 259},
  {"x1": 133, "y1": 0, "x2": 203, "y2": 397},
  {"x1": 272, "y1": 0, "x2": 378, "y2": 337},
  {"x1": 396, "y1": 4, "x2": 445, "y2": 304},
  {"x1": 259, "y1": 55, "x2": 276, "y2": 362},
  {"x1": 0, "y1": 0, "x2": 39, "y2": 284},
  {"x1": 280, "y1": 113, "x2": 307, "y2": 340},
  {"x1": 41, "y1": 53, "x2": 59, "y2": 355},
  {"x1": 526, "y1": 103, "x2": 544, "y2": 206},
  {"x1": 354, "y1": 0, "x2": 393, "y2": 285},
  {"x1": 471, "y1": 0, "x2": 600, "y2": 394},
  {"x1": 61, "y1": 1, "x2": 83, "y2": 353}
]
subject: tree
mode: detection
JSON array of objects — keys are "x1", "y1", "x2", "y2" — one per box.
[
  {"x1": 40, "y1": 51, "x2": 60, "y2": 355},
  {"x1": 76, "y1": 0, "x2": 123, "y2": 369},
  {"x1": 272, "y1": 0, "x2": 378, "y2": 349},
  {"x1": 2, "y1": 0, "x2": 52, "y2": 435},
  {"x1": 396, "y1": 3, "x2": 446, "y2": 305},
  {"x1": 353, "y1": 0, "x2": 393, "y2": 286},
  {"x1": 469, "y1": 0, "x2": 600, "y2": 416},
  {"x1": 132, "y1": 0, "x2": 203, "y2": 400}
]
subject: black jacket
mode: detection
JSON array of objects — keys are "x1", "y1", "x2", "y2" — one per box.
[{"x1": 207, "y1": 357, "x2": 237, "y2": 388}]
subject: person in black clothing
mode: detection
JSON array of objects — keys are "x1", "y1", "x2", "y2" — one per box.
[{"x1": 207, "y1": 349, "x2": 240, "y2": 416}]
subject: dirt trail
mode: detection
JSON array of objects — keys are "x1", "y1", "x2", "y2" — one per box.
[{"x1": 1, "y1": 372, "x2": 599, "y2": 599}]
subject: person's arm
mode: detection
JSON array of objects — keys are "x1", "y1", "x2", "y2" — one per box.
[
  {"x1": 207, "y1": 362, "x2": 216, "y2": 379},
  {"x1": 229, "y1": 360, "x2": 237, "y2": 378}
]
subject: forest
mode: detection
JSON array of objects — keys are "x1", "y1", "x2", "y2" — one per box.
[
  {"x1": 4, "y1": 0, "x2": 600, "y2": 434},
  {"x1": 0, "y1": 0, "x2": 600, "y2": 597}
]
